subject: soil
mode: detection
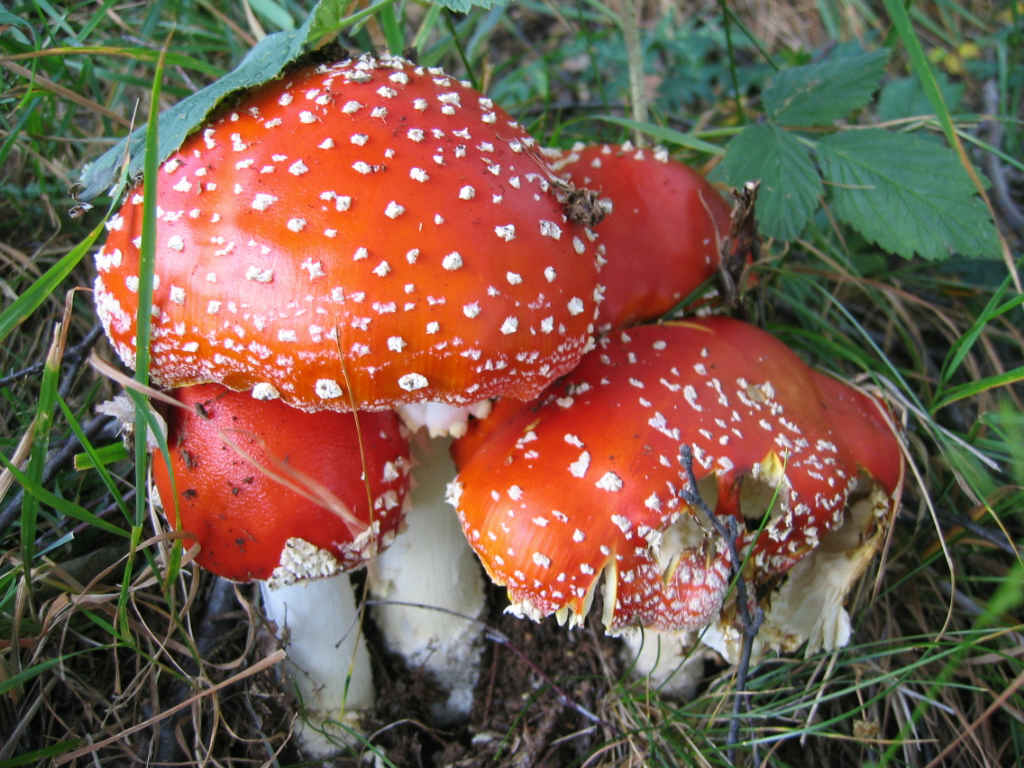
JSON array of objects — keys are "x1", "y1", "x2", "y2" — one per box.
[{"x1": 258, "y1": 579, "x2": 627, "y2": 767}]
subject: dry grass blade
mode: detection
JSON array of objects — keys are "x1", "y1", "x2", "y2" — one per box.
[
  {"x1": 0, "y1": 59, "x2": 132, "y2": 128},
  {"x1": 52, "y1": 648, "x2": 286, "y2": 765}
]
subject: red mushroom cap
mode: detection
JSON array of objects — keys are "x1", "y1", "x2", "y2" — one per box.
[
  {"x1": 548, "y1": 142, "x2": 732, "y2": 331},
  {"x1": 152, "y1": 383, "x2": 410, "y2": 582},
  {"x1": 449, "y1": 317, "x2": 902, "y2": 631},
  {"x1": 95, "y1": 54, "x2": 602, "y2": 413}
]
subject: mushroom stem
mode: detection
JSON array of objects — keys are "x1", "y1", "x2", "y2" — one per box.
[
  {"x1": 260, "y1": 572, "x2": 374, "y2": 756},
  {"x1": 367, "y1": 434, "x2": 485, "y2": 723},
  {"x1": 620, "y1": 627, "x2": 708, "y2": 699}
]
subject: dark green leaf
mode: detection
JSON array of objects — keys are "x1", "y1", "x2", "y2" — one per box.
[
  {"x1": 713, "y1": 123, "x2": 822, "y2": 241},
  {"x1": 249, "y1": 0, "x2": 297, "y2": 30},
  {"x1": 817, "y1": 129, "x2": 1001, "y2": 260},
  {"x1": 876, "y1": 74, "x2": 964, "y2": 121},
  {"x1": 77, "y1": 0, "x2": 355, "y2": 202},
  {"x1": 762, "y1": 49, "x2": 888, "y2": 126}
]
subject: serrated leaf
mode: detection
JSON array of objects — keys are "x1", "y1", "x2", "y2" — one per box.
[
  {"x1": 713, "y1": 123, "x2": 823, "y2": 241},
  {"x1": 762, "y1": 49, "x2": 889, "y2": 126},
  {"x1": 77, "y1": 0, "x2": 353, "y2": 202},
  {"x1": 876, "y1": 75, "x2": 964, "y2": 121},
  {"x1": 817, "y1": 129, "x2": 1001, "y2": 260}
]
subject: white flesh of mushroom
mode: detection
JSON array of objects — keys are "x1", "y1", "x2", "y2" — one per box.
[
  {"x1": 394, "y1": 399, "x2": 493, "y2": 438},
  {"x1": 700, "y1": 484, "x2": 890, "y2": 664}
]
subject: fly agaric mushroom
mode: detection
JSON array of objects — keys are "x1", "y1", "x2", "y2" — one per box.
[
  {"x1": 151, "y1": 383, "x2": 410, "y2": 755},
  {"x1": 448, "y1": 317, "x2": 902, "y2": 687},
  {"x1": 92, "y1": 52, "x2": 603, "y2": 432},
  {"x1": 546, "y1": 142, "x2": 734, "y2": 332},
  {"x1": 93, "y1": 52, "x2": 606, "y2": 728}
]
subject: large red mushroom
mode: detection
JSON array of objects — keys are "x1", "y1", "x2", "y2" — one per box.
[
  {"x1": 449, "y1": 317, "x2": 902, "y2": 686},
  {"x1": 93, "y1": 52, "x2": 603, "y2": 429},
  {"x1": 151, "y1": 383, "x2": 410, "y2": 754}
]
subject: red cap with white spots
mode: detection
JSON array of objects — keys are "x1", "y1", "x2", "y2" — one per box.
[
  {"x1": 449, "y1": 317, "x2": 903, "y2": 631},
  {"x1": 94, "y1": 53, "x2": 603, "y2": 414},
  {"x1": 152, "y1": 383, "x2": 410, "y2": 583},
  {"x1": 548, "y1": 142, "x2": 732, "y2": 332}
]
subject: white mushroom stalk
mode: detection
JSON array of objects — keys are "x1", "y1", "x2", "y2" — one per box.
[
  {"x1": 260, "y1": 540, "x2": 374, "y2": 756},
  {"x1": 368, "y1": 433, "x2": 486, "y2": 723},
  {"x1": 620, "y1": 627, "x2": 710, "y2": 699}
]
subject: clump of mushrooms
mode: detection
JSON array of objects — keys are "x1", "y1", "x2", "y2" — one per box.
[
  {"x1": 448, "y1": 317, "x2": 903, "y2": 691},
  {"x1": 150, "y1": 383, "x2": 409, "y2": 754},
  {"x1": 93, "y1": 52, "x2": 606, "y2": 734}
]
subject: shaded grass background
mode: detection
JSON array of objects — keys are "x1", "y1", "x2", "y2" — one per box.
[{"x1": 1, "y1": 0, "x2": 1022, "y2": 765}]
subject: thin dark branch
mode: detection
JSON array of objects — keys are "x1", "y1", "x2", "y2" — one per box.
[
  {"x1": 982, "y1": 80, "x2": 1024, "y2": 235},
  {"x1": 679, "y1": 444, "x2": 763, "y2": 764},
  {"x1": 0, "y1": 323, "x2": 103, "y2": 390}
]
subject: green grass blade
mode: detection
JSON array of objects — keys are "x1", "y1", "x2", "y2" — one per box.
[
  {"x1": 376, "y1": 1, "x2": 406, "y2": 53},
  {"x1": 0, "y1": 454, "x2": 130, "y2": 538},
  {"x1": 19, "y1": 324, "x2": 63, "y2": 591},
  {"x1": 0, "y1": 222, "x2": 103, "y2": 346},
  {"x1": 411, "y1": 3, "x2": 443, "y2": 54},
  {"x1": 938, "y1": 281, "x2": 1024, "y2": 387},
  {"x1": 0, "y1": 741, "x2": 82, "y2": 767},
  {"x1": 0, "y1": 656, "x2": 65, "y2": 697},
  {"x1": 882, "y1": 0, "x2": 958, "y2": 147},
  {"x1": 932, "y1": 365, "x2": 1024, "y2": 411},
  {"x1": 117, "y1": 37, "x2": 167, "y2": 640},
  {"x1": 0, "y1": 741, "x2": 81, "y2": 768},
  {"x1": 593, "y1": 115, "x2": 725, "y2": 155},
  {"x1": 58, "y1": 396, "x2": 132, "y2": 523},
  {"x1": 5, "y1": 45, "x2": 225, "y2": 77},
  {"x1": 72, "y1": 442, "x2": 131, "y2": 471}
]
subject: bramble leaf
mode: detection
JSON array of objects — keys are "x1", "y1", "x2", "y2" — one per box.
[
  {"x1": 876, "y1": 74, "x2": 964, "y2": 121},
  {"x1": 713, "y1": 123, "x2": 822, "y2": 241},
  {"x1": 817, "y1": 129, "x2": 1000, "y2": 260},
  {"x1": 763, "y1": 49, "x2": 889, "y2": 126}
]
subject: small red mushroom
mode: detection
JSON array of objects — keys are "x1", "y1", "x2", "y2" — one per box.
[
  {"x1": 152, "y1": 383, "x2": 409, "y2": 581},
  {"x1": 448, "y1": 318, "x2": 902, "y2": 641},
  {"x1": 151, "y1": 383, "x2": 410, "y2": 755},
  {"x1": 547, "y1": 142, "x2": 734, "y2": 332}
]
